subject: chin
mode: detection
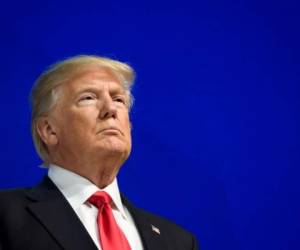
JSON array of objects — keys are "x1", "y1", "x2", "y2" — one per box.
[
  {"x1": 106, "y1": 146, "x2": 128, "y2": 155},
  {"x1": 95, "y1": 136, "x2": 131, "y2": 157},
  {"x1": 98, "y1": 142, "x2": 130, "y2": 157}
]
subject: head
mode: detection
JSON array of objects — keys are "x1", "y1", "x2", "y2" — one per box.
[{"x1": 31, "y1": 55, "x2": 135, "y2": 178}]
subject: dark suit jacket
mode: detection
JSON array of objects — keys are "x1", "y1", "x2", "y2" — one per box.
[{"x1": 0, "y1": 176, "x2": 198, "y2": 250}]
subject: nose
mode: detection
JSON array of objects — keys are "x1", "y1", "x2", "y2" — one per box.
[{"x1": 99, "y1": 95, "x2": 117, "y2": 120}]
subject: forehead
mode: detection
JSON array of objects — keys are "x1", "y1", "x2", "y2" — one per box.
[{"x1": 62, "y1": 67, "x2": 124, "y2": 92}]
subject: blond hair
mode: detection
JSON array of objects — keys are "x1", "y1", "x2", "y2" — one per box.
[{"x1": 30, "y1": 55, "x2": 135, "y2": 163}]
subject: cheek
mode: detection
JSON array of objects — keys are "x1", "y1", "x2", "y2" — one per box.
[
  {"x1": 57, "y1": 112, "x2": 94, "y2": 138},
  {"x1": 125, "y1": 122, "x2": 132, "y2": 144},
  {"x1": 122, "y1": 116, "x2": 131, "y2": 135},
  {"x1": 67, "y1": 107, "x2": 97, "y2": 126}
]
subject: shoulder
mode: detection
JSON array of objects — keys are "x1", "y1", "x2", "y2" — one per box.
[
  {"x1": 0, "y1": 188, "x2": 31, "y2": 213},
  {"x1": 0, "y1": 187, "x2": 30, "y2": 203},
  {"x1": 140, "y1": 206, "x2": 193, "y2": 235},
  {"x1": 123, "y1": 197, "x2": 199, "y2": 249}
]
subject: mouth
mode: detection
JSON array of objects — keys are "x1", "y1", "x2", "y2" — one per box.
[{"x1": 98, "y1": 127, "x2": 123, "y2": 135}]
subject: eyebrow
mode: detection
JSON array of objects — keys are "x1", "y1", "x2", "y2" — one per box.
[{"x1": 74, "y1": 85, "x2": 126, "y2": 97}]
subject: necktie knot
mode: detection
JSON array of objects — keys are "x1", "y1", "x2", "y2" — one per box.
[{"x1": 88, "y1": 191, "x2": 111, "y2": 208}]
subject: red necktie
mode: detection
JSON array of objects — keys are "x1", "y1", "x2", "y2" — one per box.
[{"x1": 88, "y1": 191, "x2": 131, "y2": 250}]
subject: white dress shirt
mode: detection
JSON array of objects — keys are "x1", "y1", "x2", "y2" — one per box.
[{"x1": 48, "y1": 164, "x2": 144, "y2": 250}]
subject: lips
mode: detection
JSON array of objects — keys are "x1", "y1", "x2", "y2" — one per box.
[{"x1": 98, "y1": 127, "x2": 123, "y2": 135}]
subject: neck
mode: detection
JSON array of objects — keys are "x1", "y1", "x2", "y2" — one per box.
[{"x1": 50, "y1": 155, "x2": 125, "y2": 189}]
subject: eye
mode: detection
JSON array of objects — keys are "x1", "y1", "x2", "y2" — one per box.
[
  {"x1": 114, "y1": 96, "x2": 126, "y2": 104},
  {"x1": 78, "y1": 93, "x2": 97, "y2": 103},
  {"x1": 81, "y1": 96, "x2": 94, "y2": 100}
]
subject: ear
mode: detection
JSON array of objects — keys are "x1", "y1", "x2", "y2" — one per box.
[{"x1": 36, "y1": 116, "x2": 58, "y2": 146}]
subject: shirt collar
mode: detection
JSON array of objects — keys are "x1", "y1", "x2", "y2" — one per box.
[{"x1": 48, "y1": 164, "x2": 127, "y2": 219}]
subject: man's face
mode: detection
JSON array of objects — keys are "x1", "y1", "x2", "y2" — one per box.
[{"x1": 49, "y1": 68, "x2": 132, "y2": 167}]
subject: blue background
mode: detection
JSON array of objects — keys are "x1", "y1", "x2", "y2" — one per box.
[{"x1": 1, "y1": 0, "x2": 299, "y2": 249}]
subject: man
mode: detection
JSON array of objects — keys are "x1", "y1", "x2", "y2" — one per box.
[{"x1": 0, "y1": 55, "x2": 198, "y2": 250}]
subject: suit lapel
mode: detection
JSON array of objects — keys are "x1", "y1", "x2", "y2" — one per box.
[
  {"x1": 122, "y1": 196, "x2": 168, "y2": 250},
  {"x1": 26, "y1": 176, "x2": 97, "y2": 250}
]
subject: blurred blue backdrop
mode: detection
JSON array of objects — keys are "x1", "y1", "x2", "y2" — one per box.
[{"x1": 1, "y1": 0, "x2": 299, "y2": 249}]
